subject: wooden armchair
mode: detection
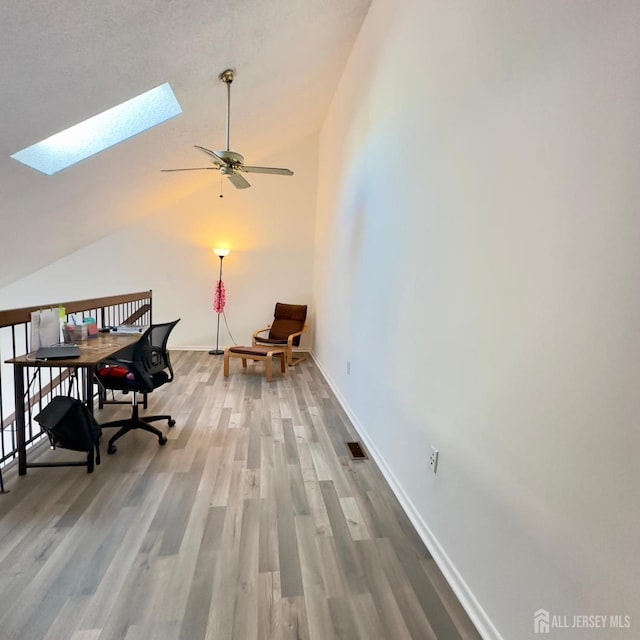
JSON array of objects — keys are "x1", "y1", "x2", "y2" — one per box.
[{"x1": 252, "y1": 303, "x2": 308, "y2": 366}]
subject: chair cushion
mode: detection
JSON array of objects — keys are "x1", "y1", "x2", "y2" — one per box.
[
  {"x1": 98, "y1": 366, "x2": 135, "y2": 381},
  {"x1": 254, "y1": 335, "x2": 287, "y2": 346},
  {"x1": 274, "y1": 303, "x2": 307, "y2": 323},
  {"x1": 228, "y1": 346, "x2": 285, "y2": 357},
  {"x1": 269, "y1": 303, "x2": 307, "y2": 345},
  {"x1": 98, "y1": 366, "x2": 169, "y2": 391}
]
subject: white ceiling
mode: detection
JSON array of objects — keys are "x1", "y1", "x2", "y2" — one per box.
[{"x1": 0, "y1": 0, "x2": 371, "y2": 289}]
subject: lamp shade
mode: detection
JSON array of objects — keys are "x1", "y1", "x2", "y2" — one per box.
[{"x1": 213, "y1": 248, "x2": 230, "y2": 257}]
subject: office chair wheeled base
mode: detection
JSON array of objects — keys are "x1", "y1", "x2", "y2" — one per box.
[{"x1": 101, "y1": 402, "x2": 175, "y2": 454}]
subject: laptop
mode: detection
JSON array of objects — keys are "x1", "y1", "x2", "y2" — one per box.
[{"x1": 35, "y1": 345, "x2": 81, "y2": 360}]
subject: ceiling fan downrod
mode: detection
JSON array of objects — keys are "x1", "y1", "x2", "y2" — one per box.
[{"x1": 219, "y1": 69, "x2": 234, "y2": 152}]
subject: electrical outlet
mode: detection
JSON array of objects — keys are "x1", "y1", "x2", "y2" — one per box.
[
  {"x1": 347, "y1": 361, "x2": 351, "y2": 375},
  {"x1": 429, "y1": 446, "x2": 439, "y2": 474}
]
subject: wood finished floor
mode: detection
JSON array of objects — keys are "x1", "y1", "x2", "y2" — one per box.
[{"x1": 0, "y1": 351, "x2": 481, "y2": 640}]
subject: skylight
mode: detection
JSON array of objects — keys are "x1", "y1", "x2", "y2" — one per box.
[{"x1": 10, "y1": 83, "x2": 182, "y2": 175}]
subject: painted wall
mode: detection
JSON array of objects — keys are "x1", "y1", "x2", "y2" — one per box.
[
  {"x1": 313, "y1": 1, "x2": 640, "y2": 638},
  {"x1": 0, "y1": 135, "x2": 318, "y2": 350}
]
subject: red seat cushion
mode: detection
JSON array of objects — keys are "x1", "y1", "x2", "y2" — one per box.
[{"x1": 99, "y1": 366, "x2": 134, "y2": 380}]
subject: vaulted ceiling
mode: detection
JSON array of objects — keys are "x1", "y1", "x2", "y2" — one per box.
[{"x1": 0, "y1": 0, "x2": 371, "y2": 288}]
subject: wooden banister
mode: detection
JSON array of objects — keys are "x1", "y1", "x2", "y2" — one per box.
[{"x1": 0, "y1": 290, "x2": 152, "y2": 328}]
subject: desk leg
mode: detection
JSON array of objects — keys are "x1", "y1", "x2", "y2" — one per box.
[
  {"x1": 85, "y1": 365, "x2": 95, "y2": 413},
  {"x1": 14, "y1": 365, "x2": 27, "y2": 476}
]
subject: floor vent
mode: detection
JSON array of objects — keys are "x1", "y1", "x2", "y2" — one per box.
[{"x1": 346, "y1": 441, "x2": 368, "y2": 460}]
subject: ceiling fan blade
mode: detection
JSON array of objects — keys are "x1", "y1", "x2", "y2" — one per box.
[
  {"x1": 227, "y1": 171, "x2": 251, "y2": 189},
  {"x1": 161, "y1": 167, "x2": 220, "y2": 172},
  {"x1": 240, "y1": 165, "x2": 294, "y2": 176},
  {"x1": 194, "y1": 145, "x2": 228, "y2": 166}
]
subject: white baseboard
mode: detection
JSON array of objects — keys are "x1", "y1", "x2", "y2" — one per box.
[{"x1": 310, "y1": 353, "x2": 503, "y2": 640}]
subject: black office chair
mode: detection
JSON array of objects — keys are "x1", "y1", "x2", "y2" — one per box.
[{"x1": 96, "y1": 319, "x2": 180, "y2": 454}]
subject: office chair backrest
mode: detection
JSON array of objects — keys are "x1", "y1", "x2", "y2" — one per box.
[
  {"x1": 269, "y1": 303, "x2": 307, "y2": 347},
  {"x1": 129, "y1": 319, "x2": 180, "y2": 391}
]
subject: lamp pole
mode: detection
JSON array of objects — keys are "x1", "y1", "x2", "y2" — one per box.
[{"x1": 209, "y1": 248, "x2": 229, "y2": 355}]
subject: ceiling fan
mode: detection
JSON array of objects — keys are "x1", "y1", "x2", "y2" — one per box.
[{"x1": 162, "y1": 69, "x2": 294, "y2": 189}]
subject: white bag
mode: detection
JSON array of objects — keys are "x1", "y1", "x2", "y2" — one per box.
[{"x1": 30, "y1": 308, "x2": 62, "y2": 351}]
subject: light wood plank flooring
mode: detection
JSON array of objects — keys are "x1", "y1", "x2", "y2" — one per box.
[{"x1": 0, "y1": 351, "x2": 481, "y2": 640}]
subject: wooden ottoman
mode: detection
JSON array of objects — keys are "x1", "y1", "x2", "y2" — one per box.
[{"x1": 223, "y1": 345, "x2": 287, "y2": 382}]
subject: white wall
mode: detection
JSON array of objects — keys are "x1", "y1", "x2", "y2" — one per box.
[
  {"x1": 0, "y1": 134, "x2": 318, "y2": 350},
  {"x1": 313, "y1": 1, "x2": 640, "y2": 638}
]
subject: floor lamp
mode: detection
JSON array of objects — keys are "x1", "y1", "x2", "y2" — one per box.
[{"x1": 209, "y1": 248, "x2": 230, "y2": 355}]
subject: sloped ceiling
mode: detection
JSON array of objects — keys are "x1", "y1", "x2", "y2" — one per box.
[{"x1": 0, "y1": 0, "x2": 371, "y2": 289}]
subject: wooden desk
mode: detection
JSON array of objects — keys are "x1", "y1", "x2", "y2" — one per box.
[{"x1": 6, "y1": 333, "x2": 140, "y2": 475}]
